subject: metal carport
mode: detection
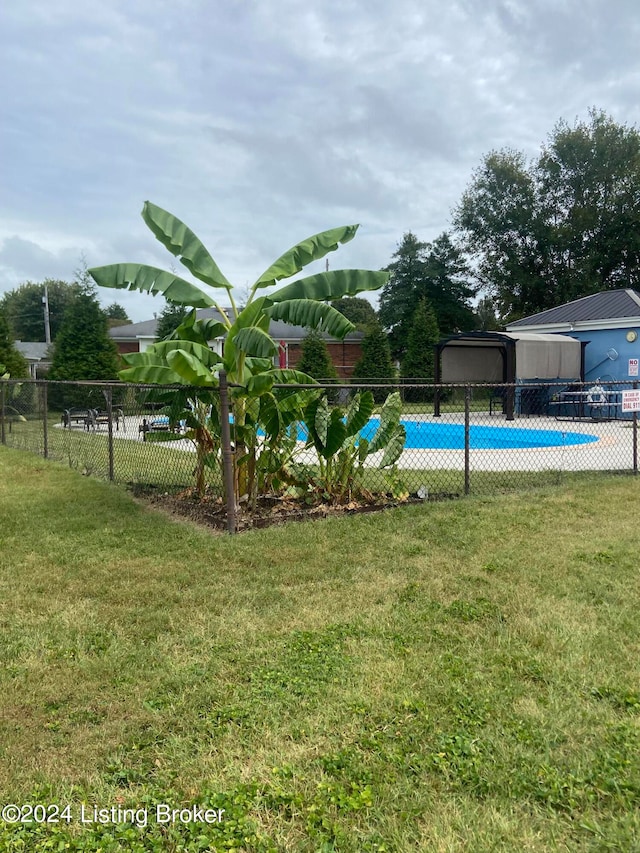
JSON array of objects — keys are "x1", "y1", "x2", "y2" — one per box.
[{"x1": 434, "y1": 332, "x2": 584, "y2": 420}]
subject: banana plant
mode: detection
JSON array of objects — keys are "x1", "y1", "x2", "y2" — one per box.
[
  {"x1": 88, "y1": 202, "x2": 389, "y2": 504},
  {"x1": 0, "y1": 366, "x2": 28, "y2": 428},
  {"x1": 301, "y1": 391, "x2": 406, "y2": 504}
]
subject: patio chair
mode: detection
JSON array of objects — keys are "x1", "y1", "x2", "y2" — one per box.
[{"x1": 489, "y1": 387, "x2": 506, "y2": 415}]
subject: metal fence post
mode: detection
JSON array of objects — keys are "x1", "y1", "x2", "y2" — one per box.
[
  {"x1": 634, "y1": 381, "x2": 638, "y2": 476},
  {"x1": 219, "y1": 370, "x2": 237, "y2": 534},
  {"x1": 106, "y1": 386, "x2": 114, "y2": 481},
  {"x1": 42, "y1": 382, "x2": 48, "y2": 459},
  {"x1": 464, "y1": 385, "x2": 471, "y2": 495}
]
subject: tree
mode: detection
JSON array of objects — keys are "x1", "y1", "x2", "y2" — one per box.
[
  {"x1": 0, "y1": 310, "x2": 28, "y2": 378},
  {"x1": 89, "y1": 202, "x2": 389, "y2": 501},
  {"x1": 155, "y1": 301, "x2": 190, "y2": 341},
  {"x1": 104, "y1": 303, "x2": 131, "y2": 327},
  {"x1": 401, "y1": 299, "x2": 440, "y2": 379},
  {"x1": 296, "y1": 329, "x2": 338, "y2": 380},
  {"x1": 48, "y1": 289, "x2": 120, "y2": 407},
  {"x1": 352, "y1": 319, "x2": 396, "y2": 402},
  {"x1": 331, "y1": 296, "x2": 377, "y2": 328},
  {"x1": 454, "y1": 109, "x2": 640, "y2": 320},
  {"x1": 401, "y1": 299, "x2": 440, "y2": 403},
  {"x1": 475, "y1": 296, "x2": 501, "y2": 330},
  {"x1": 378, "y1": 231, "x2": 475, "y2": 359},
  {"x1": 0, "y1": 279, "x2": 83, "y2": 342}
]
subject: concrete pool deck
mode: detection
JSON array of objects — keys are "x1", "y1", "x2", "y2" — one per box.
[
  {"x1": 106, "y1": 411, "x2": 638, "y2": 474},
  {"x1": 390, "y1": 412, "x2": 636, "y2": 472}
]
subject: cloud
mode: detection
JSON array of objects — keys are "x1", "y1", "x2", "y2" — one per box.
[{"x1": 1, "y1": 0, "x2": 639, "y2": 323}]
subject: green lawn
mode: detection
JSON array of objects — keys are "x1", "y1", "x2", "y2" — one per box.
[{"x1": 1, "y1": 447, "x2": 639, "y2": 851}]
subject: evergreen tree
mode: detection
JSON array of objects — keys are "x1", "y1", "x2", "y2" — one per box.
[
  {"x1": 0, "y1": 310, "x2": 28, "y2": 377},
  {"x1": 352, "y1": 320, "x2": 396, "y2": 402},
  {"x1": 475, "y1": 296, "x2": 501, "y2": 330},
  {"x1": 104, "y1": 303, "x2": 131, "y2": 327},
  {"x1": 331, "y1": 297, "x2": 377, "y2": 329},
  {"x1": 401, "y1": 299, "x2": 440, "y2": 402},
  {"x1": 155, "y1": 301, "x2": 189, "y2": 341},
  {"x1": 297, "y1": 329, "x2": 339, "y2": 402},
  {"x1": 379, "y1": 232, "x2": 474, "y2": 359},
  {"x1": 48, "y1": 289, "x2": 120, "y2": 407},
  {"x1": 297, "y1": 329, "x2": 338, "y2": 380}
]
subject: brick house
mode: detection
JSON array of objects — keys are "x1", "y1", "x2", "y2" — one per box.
[{"x1": 109, "y1": 309, "x2": 363, "y2": 379}]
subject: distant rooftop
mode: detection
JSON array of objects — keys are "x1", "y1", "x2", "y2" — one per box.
[
  {"x1": 507, "y1": 289, "x2": 640, "y2": 329},
  {"x1": 109, "y1": 308, "x2": 363, "y2": 342},
  {"x1": 14, "y1": 341, "x2": 51, "y2": 361}
]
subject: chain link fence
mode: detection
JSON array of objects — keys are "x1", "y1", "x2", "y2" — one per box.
[{"x1": 1, "y1": 377, "x2": 638, "y2": 532}]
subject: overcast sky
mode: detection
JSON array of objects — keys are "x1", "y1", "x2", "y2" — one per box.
[{"x1": 2, "y1": 0, "x2": 639, "y2": 324}]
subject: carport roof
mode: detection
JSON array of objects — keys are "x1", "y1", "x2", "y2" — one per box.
[{"x1": 438, "y1": 331, "x2": 578, "y2": 346}]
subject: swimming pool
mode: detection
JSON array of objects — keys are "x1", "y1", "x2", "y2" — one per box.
[{"x1": 296, "y1": 419, "x2": 598, "y2": 450}]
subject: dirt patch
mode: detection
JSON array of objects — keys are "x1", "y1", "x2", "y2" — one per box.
[{"x1": 129, "y1": 486, "x2": 461, "y2": 533}]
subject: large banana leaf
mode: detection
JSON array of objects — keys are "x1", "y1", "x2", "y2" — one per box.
[
  {"x1": 247, "y1": 373, "x2": 275, "y2": 396},
  {"x1": 142, "y1": 202, "x2": 232, "y2": 290},
  {"x1": 270, "y1": 370, "x2": 320, "y2": 415},
  {"x1": 193, "y1": 318, "x2": 229, "y2": 339},
  {"x1": 222, "y1": 297, "x2": 272, "y2": 370},
  {"x1": 119, "y1": 362, "x2": 184, "y2": 384},
  {"x1": 253, "y1": 225, "x2": 359, "y2": 290},
  {"x1": 166, "y1": 350, "x2": 217, "y2": 386},
  {"x1": 266, "y1": 300, "x2": 354, "y2": 339},
  {"x1": 268, "y1": 368, "x2": 318, "y2": 386},
  {"x1": 152, "y1": 339, "x2": 222, "y2": 369},
  {"x1": 88, "y1": 263, "x2": 215, "y2": 308},
  {"x1": 246, "y1": 356, "x2": 276, "y2": 374},
  {"x1": 233, "y1": 326, "x2": 278, "y2": 358},
  {"x1": 258, "y1": 393, "x2": 282, "y2": 439},
  {"x1": 269, "y1": 269, "x2": 389, "y2": 303},
  {"x1": 167, "y1": 310, "x2": 229, "y2": 344},
  {"x1": 121, "y1": 351, "x2": 171, "y2": 369}
]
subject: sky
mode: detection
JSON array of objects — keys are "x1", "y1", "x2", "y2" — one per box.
[{"x1": 2, "y1": 0, "x2": 640, "y2": 325}]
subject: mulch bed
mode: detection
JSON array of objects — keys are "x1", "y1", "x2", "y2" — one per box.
[{"x1": 129, "y1": 485, "x2": 461, "y2": 533}]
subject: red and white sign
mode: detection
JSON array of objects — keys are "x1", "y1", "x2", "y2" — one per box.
[
  {"x1": 622, "y1": 389, "x2": 640, "y2": 412},
  {"x1": 629, "y1": 358, "x2": 639, "y2": 377}
]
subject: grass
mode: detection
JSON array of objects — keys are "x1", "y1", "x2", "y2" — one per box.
[
  {"x1": 4, "y1": 416, "x2": 222, "y2": 491},
  {"x1": 1, "y1": 447, "x2": 640, "y2": 850}
]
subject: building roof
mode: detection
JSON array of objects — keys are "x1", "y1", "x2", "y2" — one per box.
[
  {"x1": 439, "y1": 331, "x2": 580, "y2": 346},
  {"x1": 109, "y1": 308, "x2": 363, "y2": 343},
  {"x1": 507, "y1": 289, "x2": 640, "y2": 329},
  {"x1": 14, "y1": 341, "x2": 51, "y2": 362}
]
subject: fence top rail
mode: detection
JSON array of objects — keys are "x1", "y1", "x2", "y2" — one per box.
[{"x1": 2, "y1": 378, "x2": 637, "y2": 391}]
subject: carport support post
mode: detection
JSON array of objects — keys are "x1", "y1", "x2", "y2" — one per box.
[
  {"x1": 433, "y1": 344, "x2": 442, "y2": 417},
  {"x1": 219, "y1": 370, "x2": 237, "y2": 535},
  {"x1": 504, "y1": 342, "x2": 516, "y2": 420},
  {"x1": 464, "y1": 385, "x2": 471, "y2": 495},
  {"x1": 42, "y1": 382, "x2": 48, "y2": 459}
]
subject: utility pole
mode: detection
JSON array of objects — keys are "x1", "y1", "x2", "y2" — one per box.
[{"x1": 43, "y1": 285, "x2": 51, "y2": 344}]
